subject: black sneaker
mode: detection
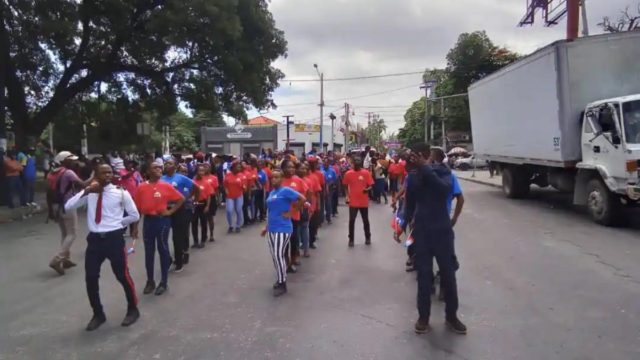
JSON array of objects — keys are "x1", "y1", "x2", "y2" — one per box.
[
  {"x1": 121, "y1": 307, "x2": 140, "y2": 327},
  {"x1": 227, "y1": 228, "x2": 234, "y2": 234},
  {"x1": 348, "y1": 240, "x2": 354, "y2": 247},
  {"x1": 183, "y1": 253, "x2": 190, "y2": 265},
  {"x1": 235, "y1": 228, "x2": 241, "y2": 234},
  {"x1": 286, "y1": 266, "x2": 297, "y2": 274},
  {"x1": 209, "y1": 236, "x2": 215, "y2": 242},
  {"x1": 191, "y1": 243, "x2": 198, "y2": 248},
  {"x1": 414, "y1": 317, "x2": 430, "y2": 334},
  {"x1": 293, "y1": 260, "x2": 301, "y2": 266},
  {"x1": 198, "y1": 243, "x2": 205, "y2": 249},
  {"x1": 365, "y1": 238, "x2": 371, "y2": 245},
  {"x1": 273, "y1": 282, "x2": 288, "y2": 297},
  {"x1": 327, "y1": 220, "x2": 332, "y2": 225},
  {"x1": 310, "y1": 243, "x2": 317, "y2": 249},
  {"x1": 86, "y1": 314, "x2": 106, "y2": 331},
  {"x1": 173, "y1": 264, "x2": 184, "y2": 273},
  {"x1": 143, "y1": 280, "x2": 156, "y2": 295},
  {"x1": 155, "y1": 283, "x2": 168, "y2": 296},
  {"x1": 446, "y1": 316, "x2": 467, "y2": 334},
  {"x1": 405, "y1": 263, "x2": 415, "y2": 272}
]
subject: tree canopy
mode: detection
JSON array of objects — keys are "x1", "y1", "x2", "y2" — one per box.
[
  {"x1": 397, "y1": 31, "x2": 520, "y2": 146},
  {"x1": 1, "y1": 0, "x2": 288, "y2": 146}
]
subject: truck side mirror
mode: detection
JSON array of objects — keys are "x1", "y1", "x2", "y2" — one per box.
[
  {"x1": 612, "y1": 134, "x2": 621, "y2": 145},
  {"x1": 587, "y1": 115, "x2": 602, "y2": 136}
]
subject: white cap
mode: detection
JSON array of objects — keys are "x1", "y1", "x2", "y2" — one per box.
[{"x1": 54, "y1": 151, "x2": 78, "y2": 164}]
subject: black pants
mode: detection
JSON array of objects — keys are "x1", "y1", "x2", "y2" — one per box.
[
  {"x1": 192, "y1": 203, "x2": 208, "y2": 245},
  {"x1": 85, "y1": 230, "x2": 137, "y2": 317},
  {"x1": 309, "y1": 208, "x2": 321, "y2": 245},
  {"x1": 285, "y1": 219, "x2": 301, "y2": 262},
  {"x1": 170, "y1": 206, "x2": 190, "y2": 267},
  {"x1": 242, "y1": 193, "x2": 251, "y2": 225},
  {"x1": 348, "y1": 207, "x2": 371, "y2": 241},
  {"x1": 332, "y1": 187, "x2": 339, "y2": 215},
  {"x1": 253, "y1": 189, "x2": 265, "y2": 220},
  {"x1": 414, "y1": 227, "x2": 459, "y2": 320}
]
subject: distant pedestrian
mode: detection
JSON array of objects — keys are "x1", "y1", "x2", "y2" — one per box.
[
  {"x1": 223, "y1": 161, "x2": 246, "y2": 233},
  {"x1": 280, "y1": 159, "x2": 309, "y2": 272},
  {"x1": 343, "y1": 156, "x2": 374, "y2": 247},
  {"x1": 260, "y1": 169, "x2": 306, "y2": 297},
  {"x1": 321, "y1": 160, "x2": 337, "y2": 224},
  {"x1": 191, "y1": 164, "x2": 214, "y2": 249},
  {"x1": 23, "y1": 148, "x2": 38, "y2": 206},
  {"x1": 64, "y1": 164, "x2": 140, "y2": 331},
  {"x1": 4, "y1": 149, "x2": 25, "y2": 208},
  {"x1": 373, "y1": 159, "x2": 388, "y2": 204},
  {"x1": 203, "y1": 163, "x2": 220, "y2": 241},
  {"x1": 134, "y1": 162, "x2": 185, "y2": 296},
  {"x1": 47, "y1": 151, "x2": 93, "y2": 275}
]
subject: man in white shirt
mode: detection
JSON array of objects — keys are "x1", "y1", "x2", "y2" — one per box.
[{"x1": 65, "y1": 164, "x2": 141, "y2": 331}]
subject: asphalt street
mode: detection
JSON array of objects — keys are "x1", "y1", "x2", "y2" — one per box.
[{"x1": 1, "y1": 181, "x2": 640, "y2": 360}]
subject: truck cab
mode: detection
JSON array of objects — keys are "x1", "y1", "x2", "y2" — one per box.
[{"x1": 576, "y1": 95, "x2": 640, "y2": 224}]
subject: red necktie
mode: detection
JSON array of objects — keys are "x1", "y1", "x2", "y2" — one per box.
[{"x1": 95, "y1": 192, "x2": 103, "y2": 224}]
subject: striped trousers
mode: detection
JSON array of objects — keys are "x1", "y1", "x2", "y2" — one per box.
[{"x1": 267, "y1": 232, "x2": 292, "y2": 284}]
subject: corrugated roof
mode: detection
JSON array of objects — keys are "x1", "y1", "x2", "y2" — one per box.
[{"x1": 247, "y1": 116, "x2": 279, "y2": 125}]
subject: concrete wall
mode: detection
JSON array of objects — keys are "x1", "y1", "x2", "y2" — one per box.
[{"x1": 276, "y1": 124, "x2": 344, "y2": 157}]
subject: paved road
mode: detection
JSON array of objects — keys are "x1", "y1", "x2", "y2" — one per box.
[{"x1": 1, "y1": 181, "x2": 640, "y2": 360}]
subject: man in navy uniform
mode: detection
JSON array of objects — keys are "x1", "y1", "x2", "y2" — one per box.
[
  {"x1": 401, "y1": 143, "x2": 466, "y2": 335},
  {"x1": 65, "y1": 164, "x2": 141, "y2": 331}
]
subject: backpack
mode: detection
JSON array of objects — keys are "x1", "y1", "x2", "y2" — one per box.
[{"x1": 46, "y1": 170, "x2": 73, "y2": 219}]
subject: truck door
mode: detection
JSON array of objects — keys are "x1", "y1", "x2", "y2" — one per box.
[{"x1": 584, "y1": 104, "x2": 626, "y2": 181}]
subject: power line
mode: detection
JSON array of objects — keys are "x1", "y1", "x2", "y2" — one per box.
[
  {"x1": 274, "y1": 84, "x2": 421, "y2": 107},
  {"x1": 283, "y1": 71, "x2": 425, "y2": 83}
]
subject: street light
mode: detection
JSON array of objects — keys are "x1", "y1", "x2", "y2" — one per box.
[{"x1": 314, "y1": 64, "x2": 324, "y2": 153}]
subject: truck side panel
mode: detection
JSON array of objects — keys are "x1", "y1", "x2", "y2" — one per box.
[{"x1": 469, "y1": 47, "x2": 564, "y2": 163}]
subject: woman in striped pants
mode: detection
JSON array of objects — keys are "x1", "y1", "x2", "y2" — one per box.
[{"x1": 261, "y1": 169, "x2": 307, "y2": 296}]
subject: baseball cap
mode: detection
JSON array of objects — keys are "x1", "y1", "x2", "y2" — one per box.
[{"x1": 54, "y1": 151, "x2": 78, "y2": 164}]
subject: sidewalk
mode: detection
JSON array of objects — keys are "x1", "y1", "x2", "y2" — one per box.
[
  {"x1": 453, "y1": 169, "x2": 502, "y2": 188},
  {"x1": 0, "y1": 178, "x2": 47, "y2": 223}
]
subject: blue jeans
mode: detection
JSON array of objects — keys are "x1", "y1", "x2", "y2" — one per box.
[
  {"x1": 226, "y1": 197, "x2": 244, "y2": 228},
  {"x1": 24, "y1": 178, "x2": 35, "y2": 203},
  {"x1": 6, "y1": 176, "x2": 24, "y2": 208},
  {"x1": 143, "y1": 216, "x2": 171, "y2": 284},
  {"x1": 299, "y1": 209, "x2": 310, "y2": 250},
  {"x1": 324, "y1": 188, "x2": 334, "y2": 222}
]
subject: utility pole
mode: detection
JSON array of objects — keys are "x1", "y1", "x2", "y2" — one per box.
[
  {"x1": 430, "y1": 104, "x2": 435, "y2": 144},
  {"x1": 314, "y1": 64, "x2": 324, "y2": 153},
  {"x1": 566, "y1": 0, "x2": 580, "y2": 40},
  {"x1": 283, "y1": 115, "x2": 294, "y2": 151},
  {"x1": 581, "y1": 0, "x2": 589, "y2": 37},
  {"x1": 420, "y1": 84, "x2": 429, "y2": 142},
  {"x1": 344, "y1": 103, "x2": 350, "y2": 152},
  {"x1": 365, "y1": 112, "x2": 373, "y2": 146},
  {"x1": 329, "y1": 113, "x2": 336, "y2": 151},
  {"x1": 441, "y1": 98, "x2": 446, "y2": 152}
]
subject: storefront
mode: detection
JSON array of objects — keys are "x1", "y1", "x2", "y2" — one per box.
[
  {"x1": 276, "y1": 124, "x2": 343, "y2": 157},
  {"x1": 201, "y1": 124, "x2": 277, "y2": 156}
]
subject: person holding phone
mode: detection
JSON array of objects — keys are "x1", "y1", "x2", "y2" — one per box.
[
  {"x1": 261, "y1": 169, "x2": 306, "y2": 297},
  {"x1": 342, "y1": 156, "x2": 375, "y2": 247}
]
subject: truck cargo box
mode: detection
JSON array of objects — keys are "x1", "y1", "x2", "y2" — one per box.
[{"x1": 469, "y1": 31, "x2": 640, "y2": 167}]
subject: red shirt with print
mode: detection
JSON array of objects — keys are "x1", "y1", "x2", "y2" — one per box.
[
  {"x1": 204, "y1": 174, "x2": 219, "y2": 192},
  {"x1": 304, "y1": 175, "x2": 322, "y2": 211},
  {"x1": 193, "y1": 178, "x2": 214, "y2": 202},
  {"x1": 282, "y1": 175, "x2": 309, "y2": 221},
  {"x1": 134, "y1": 180, "x2": 184, "y2": 215},
  {"x1": 224, "y1": 172, "x2": 245, "y2": 199},
  {"x1": 311, "y1": 170, "x2": 325, "y2": 187},
  {"x1": 342, "y1": 169, "x2": 375, "y2": 208}
]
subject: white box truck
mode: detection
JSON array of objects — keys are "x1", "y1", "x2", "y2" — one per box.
[{"x1": 469, "y1": 31, "x2": 640, "y2": 226}]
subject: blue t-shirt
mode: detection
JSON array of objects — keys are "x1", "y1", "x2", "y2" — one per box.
[
  {"x1": 321, "y1": 167, "x2": 337, "y2": 184},
  {"x1": 161, "y1": 173, "x2": 195, "y2": 205},
  {"x1": 24, "y1": 156, "x2": 37, "y2": 180},
  {"x1": 257, "y1": 170, "x2": 268, "y2": 186},
  {"x1": 266, "y1": 187, "x2": 301, "y2": 233},
  {"x1": 447, "y1": 174, "x2": 462, "y2": 214}
]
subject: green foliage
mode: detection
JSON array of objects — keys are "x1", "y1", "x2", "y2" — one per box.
[
  {"x1": 3, "y1": 0, "x2": 287, "y2": 146},
  {"x1": 398, "y1": 31, "x2": 520, "y2": 145}
]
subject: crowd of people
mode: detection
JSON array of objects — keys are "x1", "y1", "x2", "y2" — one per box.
[{"x1": 36, "y1": 143, "x2": 466, "y2": 335}]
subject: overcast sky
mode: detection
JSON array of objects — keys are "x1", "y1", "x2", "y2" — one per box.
[{"x1": 242, "y1": 0, "x2": 635, "y2": 135}]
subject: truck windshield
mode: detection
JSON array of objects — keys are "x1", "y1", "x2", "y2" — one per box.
[{"x1": 623, "y1": 100, "x2": 640, "y2": 144}]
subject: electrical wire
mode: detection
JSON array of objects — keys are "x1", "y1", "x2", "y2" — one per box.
[
  {"x1": 283, "y1": 71, "x2": 425, "y2": 83},
  {"x1": 275, "y1": 84, "x2": 421, "y2": 107}
]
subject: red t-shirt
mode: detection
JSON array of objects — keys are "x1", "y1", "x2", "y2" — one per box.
[
  {"x1": 332, "y1": 165, "x2": 340, "y2": 176},
  {"x1": 304, "y1": 175, "x2": 322, "y2": 211},
  {"x1": 134, "y1": 180, "x2": 184, "y2": 215},
  {"x1": 193, "y1": 178, "x2": 214, "y2": 202},
  {"x1": 311, "y1": 170, "x2": 325, "y2": 187},
  {"x1": 242, "y1": 170, "x2": 254, "y2": 188},
  {"x1": 204, "y1": 174, "x2": 219, "y2": 192},
  {"x1": 263, "y1": 167, "x2": 271, "y2": 192},
  {"x1": 224, "y1": 172, "x2": 245, "y2": 199},
  {"x1": 343, "y1": 169, "x2": 375, "y2": 208},
  {"x1": 390, "y1": 162, "x2": 405, "y2": 179},
  {"x1": 282, "y1": 175, "x2": 309, "y2": 221}
]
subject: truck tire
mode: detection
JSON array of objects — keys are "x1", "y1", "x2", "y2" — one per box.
[
  {"x1": 502, "y1": 167, "x2": 530, "y2": 199},
  {"x1": 586, "y1": 178, "x2": 621, "y2": 226}
]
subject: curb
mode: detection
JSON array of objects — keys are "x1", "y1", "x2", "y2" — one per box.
[{"x1": 456, "y1": 176, "x2": 502, "y2": 189}]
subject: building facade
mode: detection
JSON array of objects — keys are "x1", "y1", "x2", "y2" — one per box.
[
  {"x1": 276, "y1": 123, "x2": 344, "y2": 157},
  {"x1": 201, "y1": 124, "x2": 277, "y2": 156}
]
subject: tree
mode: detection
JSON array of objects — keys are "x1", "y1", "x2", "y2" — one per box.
[
  {"x1": 2, "y1": 0, "x2": 287, "y2": 146},
  {"x1": 398, "y1": 31, "x2": 520, "y2": 145},
  {"x1": 599, "y1": 4, "x2": 640, "y2": 33}
]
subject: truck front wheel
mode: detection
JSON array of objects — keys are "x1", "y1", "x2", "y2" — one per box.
[
  {"x1": 502, "y1": 167, "x2": 530, "y2": 199},
  {"x1": 586, "y1": 178, "x2": 621, "y2": 226}
]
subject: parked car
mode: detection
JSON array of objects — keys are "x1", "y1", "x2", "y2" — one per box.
[{"x1": 454, "y1": 155, "x2": 486, "y2": 171}]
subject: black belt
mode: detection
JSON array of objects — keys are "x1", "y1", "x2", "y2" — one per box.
[{"x1": 90, "y1": 229, "x2": 125, "y2": 238}]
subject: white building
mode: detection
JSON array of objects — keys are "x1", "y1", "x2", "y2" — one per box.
[{"x1": 276, "y1": 123, "x2": 345, "y2": 157}]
